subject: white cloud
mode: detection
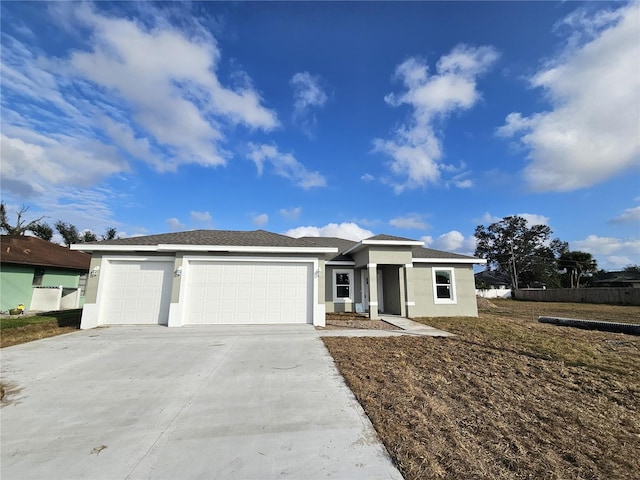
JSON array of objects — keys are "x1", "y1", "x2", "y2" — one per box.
[
  {"x1": 166, "y1": 217, "x2": 185, "y2": 231},
  {"x1": 286, "y1": 222, "x2": 374, "y2": 242},
  {"x1": 473, "y1": 212, "x2": 548, "y2": 226},
  {"x1": 474, "y1": 212, "x2": 501, "y2": 225},
  {"x1": 361, "y1": 173, "x2": 375, "y2": 182},
  {"x1": 0, "y1": 133, "x2": 129, "y2": 197},
  {"x1": 0, "y1": 2, "x2": 279, "y2": 203},
  {"x1": 291, "y1": 71, "x2": 327, "y2": 136},
  {"x1": 572, "y1": 234, "x2": 640, "y2": 270},
  {"x1": 279, "y1": 207, "x2": 302, "y2": 220},
  {"x1": 374, "y1": 44, "x2": 499, "y2": 193},
  {"x1": 422, "y1": 230, "x2": 477, "y2": 255},
  {"x1": 497, "y1": 3, "x2": 640, "y2": 191},
  {"x1": 518, "y1": 213, "x2": 549, "y2": 226},
  {"x1": 389, "y1": 214, "x2": 428, "y2": 230},
  {"x1": 610, "y1": 205, "x2": 640, "y2": 224},
  {"x1": 68, "y1": 6, "x2": 277, "y2": 168},
  {"x1": 356, "y1": 218, "x2": 382, "y2": 227},
  {"x1": 190, "y1": 211, "x2": 212, "y2": 225},
  {"x1": 252, "y1": 213, "x2": 269, "y2": 226},
  {"x1": 247, "y1": 143, "x2": 326, "y2": 189}
]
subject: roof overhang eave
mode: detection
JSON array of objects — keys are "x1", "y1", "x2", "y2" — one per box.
[
  {"x1": 70, "y1": 244, "x2": 338, "y2": 254},
  {"x1": 413, "y1": 258, "x2": 487, "y2": 264},
  {"x1": 343, "y1": 239, "x2": 424, "y2": 255}
]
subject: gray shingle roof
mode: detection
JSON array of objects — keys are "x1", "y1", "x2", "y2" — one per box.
[
  {"x1": 299, "y1": 236, "x2": 357, "y2": 254},
  {"x1": 367, "y1": 234, "x2": 419, "y2": 242},
  {"x1": 83, "y1": 230, "x2": 320, "y2": 247},
  {"x1": 78, "y1": 229, "x2": 481, "y2": 262},
  {"x1": 411, "y1": 246, "x2": 479, "y2": 260}
]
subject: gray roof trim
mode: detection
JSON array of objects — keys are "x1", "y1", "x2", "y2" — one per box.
[
  {"x1": 413, "y1": 257, "x2": 487, "y2": 265},
  {"x1": 326, "y1": 260, "x2": 356, "y2": 266}
]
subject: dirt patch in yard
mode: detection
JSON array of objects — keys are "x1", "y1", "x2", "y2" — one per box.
[
  {"x1": 318, "y1": 312, "x2": 400, "y2": 330},
  {"x1": 323, "y1": 299, "x2": 640, "y2": 480}
]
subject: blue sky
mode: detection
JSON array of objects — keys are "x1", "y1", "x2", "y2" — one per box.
[{"x1": 1, "y1": 1, "x2": 638, "y2": 270}]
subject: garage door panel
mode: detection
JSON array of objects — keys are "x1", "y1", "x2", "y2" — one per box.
[{"x1": 183, "y1": 260, "x2": 312, "y2": 325}]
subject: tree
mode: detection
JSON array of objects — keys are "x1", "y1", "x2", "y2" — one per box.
[
  {"x1": 30, "y1": 222, "x2": 54, "y2": 241},
  {"x1": 558, "y1": 251, "x2": 598, "y2": 288},
  {"x1": 624, "y1": 265, "x2": 640, "y2": 274},
  {"x1": 0, "y1": 202, "x2": 45, "y2": 236},
  {"x1": 102, "y1": 227, "x2": 118, "y2": 240},
  {"x1": 474, "y1": 215, "x2": 564, "y2": 289},
  {"x1": 81, "y1": 230, "x2": 98, "y2": 243},
  {"x1": 55, "y1": 221, "x2": 80, "y2": 246}
]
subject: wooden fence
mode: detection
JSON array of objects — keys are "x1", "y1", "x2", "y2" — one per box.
[{"x1": 513, "y1": 288, "x2": 640, "y2": 306}]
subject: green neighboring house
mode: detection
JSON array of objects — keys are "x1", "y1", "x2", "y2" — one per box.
[{"x1": 0, "y1": 235, "x2": 91, "y2": 312}]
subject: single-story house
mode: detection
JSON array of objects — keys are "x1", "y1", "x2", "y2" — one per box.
[
  {"x1": 71, "y1": 229, "x2": 486, "y2": 329},
  {"x1": 592, "y1": 271, "x2": 640, "y2": 288},
  {"x1": 0, "y1": 235, "x2": 91, "y2": 312},
  {"x1": 475, "y1": 270, "x2": 511, "y2": 289}
]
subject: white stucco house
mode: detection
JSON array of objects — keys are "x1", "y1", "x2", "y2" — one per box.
[{"x1": 71, "y1": 230, "x2": 486, "y2": 329}]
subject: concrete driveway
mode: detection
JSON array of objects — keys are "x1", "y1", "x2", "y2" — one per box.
[{"x1": 1, "y1": 325, "x2": 402, "y2": 480}]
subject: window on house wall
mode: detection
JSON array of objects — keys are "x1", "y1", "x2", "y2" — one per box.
[
  {"x1": 433, "y1": 268, "x2": 456, "y2": 304},
  {"x1": 32, "y1": 268, "x2": 45, "y2": 286},
  {"x1": 334, "y1": 270, "x2": 353, "y2": 302},
  {"x1": 78, "y1": 273, "x2": 88, "y2": 296}
]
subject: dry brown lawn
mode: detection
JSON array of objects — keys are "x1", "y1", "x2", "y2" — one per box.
[
  {"x1": 323, "y1": 299, "x2": 640, "y2": 480},
  {"x1": 319, "y1": 312, "x2": 400, "y2": 330}
]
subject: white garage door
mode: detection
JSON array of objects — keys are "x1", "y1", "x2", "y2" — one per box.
[
  {"x1": 183, "y1": 260, "x2": 312, "y2": 324},
  {"x1": 99, "y1": 259, "x2": 173, "y2": 325}
]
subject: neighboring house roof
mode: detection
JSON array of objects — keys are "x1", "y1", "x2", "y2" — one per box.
[
  {"x1": 1, "y1": 235, "x2": 91, "y2": 271},
  {"x1": 475, "y1": 269, "x2": 511, "y2": 286},
  {"x1": 593, "y1": 271, "x2": 640, "y2": 286}
]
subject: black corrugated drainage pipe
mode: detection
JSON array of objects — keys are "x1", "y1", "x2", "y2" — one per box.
[{"x1": 538, "y1": 316, "x2": 640, "y2": 336}]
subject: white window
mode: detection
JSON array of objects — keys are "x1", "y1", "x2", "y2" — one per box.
[
  {"x1": 333, "y1": 269, "x2": 354, "y2": 302},
  {"x1": 433, "y1": 268, "x2": 456, "y2": 304}
]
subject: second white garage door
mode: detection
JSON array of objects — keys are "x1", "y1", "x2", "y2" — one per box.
[{"x1": 183, "y1": 260, "x2": 312, "y2": 324}]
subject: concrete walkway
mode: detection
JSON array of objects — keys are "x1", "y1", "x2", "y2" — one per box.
[
  {"x1": 318, "y1": 315, "x2": 454, "y2": 337},
  {"x1": 1, "y1": 325, "x2": 403, "y2": 480}
]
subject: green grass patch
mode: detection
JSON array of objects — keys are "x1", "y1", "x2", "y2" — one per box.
[
  {"x1": 0, "y1": 309, "x2": 82, "y2": 330},
  {"x1": 1, "y1": 309, "x2": 82, "y2": 348}
]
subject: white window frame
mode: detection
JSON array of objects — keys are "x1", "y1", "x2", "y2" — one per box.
[
  {"x1": 432, "y1": 267, "x2": 457, "y2": 304},
  {"x1": 333, "y1": 269, "x2": 354, "y2": 303}
]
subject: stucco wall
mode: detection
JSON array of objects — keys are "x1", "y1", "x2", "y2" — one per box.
[
  {"x1": 411, "y1": 264, "x2": 478, "y2": 317},
  {"x1": 368, "y1": 247, "x2": 413, "y2": 266},
  {"x1": 1, "y1": 265, "x2": 83, "y2": 311},
  {"x1": 41, "y1": 270, "x2": 80, "y2": 288},
  {"x1": 0, "y1": 264, "x2": 33, "y2": 311},
  {"x1": 84, "y1": 254, "x2": 103, "y2": 304},
  {"x1": 324, "y1": 265, "x2": 356, "y2": 313}
]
